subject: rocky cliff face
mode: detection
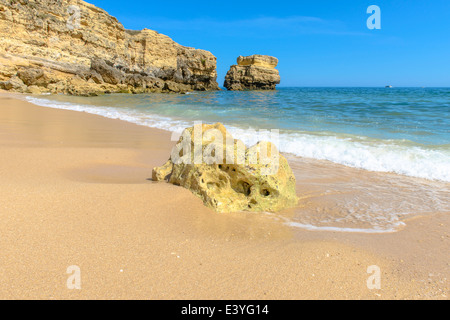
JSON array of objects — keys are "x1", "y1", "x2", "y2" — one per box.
[
  {"x1": 0, "y1": 0, "x2": 220, "y2": 95},
  {"x1": 224, "y1": 55, "x2": 280, "y2": 91}
]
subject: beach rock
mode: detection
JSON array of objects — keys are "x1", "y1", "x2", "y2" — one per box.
[
  {"x1": 152, "y1": 123, "x2": 298, "y2": 213},
  {"x1": 224, "y1": 55, "x2": 281, "y2": 91},
  {"x1": 26, "y1": 85, "x2": 49, "y2": 95},
  {"x1": 17, "y1": 68, "x2": 46, "y2": 86},
  {"x1": 90, "y1": 59, "x2": 124, "y2": 85},
  {"x1": 0, "y1": 0, "x2": 220, "y2": 95},
  {"x1": 162, "y1": 81, "x2": 192, "y2": 93},
  {"x1": 2, "y1": 75, "x2": 27, "y2": 92}
]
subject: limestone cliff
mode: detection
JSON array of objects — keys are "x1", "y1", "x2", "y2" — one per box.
[
  {"x1": 224, "y1": 55, "x2": 280, "y2": 91},
  {"x1": 0, "y1": 0, "x2": 220, "y2": 95}
]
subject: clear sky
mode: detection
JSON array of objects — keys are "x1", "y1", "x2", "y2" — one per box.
[{"x1": 87, "y1": 0, "x2": 449, "y2": 87}]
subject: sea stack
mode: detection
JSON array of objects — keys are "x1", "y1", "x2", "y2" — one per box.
[
  {"x1": 0, "y1": 0, "x2": 220, "y2": 95},
  {"x1": 224, "y1": 55, "x2": 280, "y2": 91}
]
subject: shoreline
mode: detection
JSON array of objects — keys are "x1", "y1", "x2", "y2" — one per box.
[
  {"x1": 20, "y1": 90, "x2": 450, "y2": 183},
  {"x1": 0, "y1": 94, "x2": 448, "y2": 299}
]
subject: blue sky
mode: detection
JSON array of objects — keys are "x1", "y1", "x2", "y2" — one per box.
[{"x1": 88, "y1": 0, "x2": 450, "y2": 87}]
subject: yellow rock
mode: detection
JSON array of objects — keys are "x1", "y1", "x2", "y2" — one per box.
[{"x1": 153, "y1": 123, "x2": 298, "y2": 213}]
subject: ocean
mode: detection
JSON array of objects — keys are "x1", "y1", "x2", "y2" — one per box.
[{"x1": 24, "y1": 87, "x2": 450, "y2": 233}]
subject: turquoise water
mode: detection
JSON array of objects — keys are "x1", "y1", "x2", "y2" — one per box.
[{"x1": 26, "y1": 87, "x2": 450, "y2": 182}]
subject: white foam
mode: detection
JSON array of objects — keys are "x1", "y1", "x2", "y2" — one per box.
[
  {"x1": 25, "y1": 96, "x2": 192, "y2": 133},
  {"x1": 263, "y1": 211, "x2": 407, "y2": 234},
  {"x1": 24, "y1": 96, "x2": 450, "y2": 182},
  {"x1": 287, "y1": 221, "x2": 405, "y2": 234},
  {"x1": 227, "y1": 127, "x2": 450, "y2": 182}
]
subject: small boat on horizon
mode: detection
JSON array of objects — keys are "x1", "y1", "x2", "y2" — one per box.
[{"x1": 385, "y1": 85, "x2": 393, "y2": 88}]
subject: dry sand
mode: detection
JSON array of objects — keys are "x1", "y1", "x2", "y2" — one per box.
[{"x1": 0, "y1": 94, "x2": 448, "y2": 299}]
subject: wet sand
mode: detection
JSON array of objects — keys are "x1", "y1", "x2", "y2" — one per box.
[{"x1": 0, "y1": 94, "x2": 448, "y2": 299}]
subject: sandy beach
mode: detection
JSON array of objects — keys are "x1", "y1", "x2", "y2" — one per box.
[{"x1": 0, "y1": 94, "x2": 448, "y2": 300}]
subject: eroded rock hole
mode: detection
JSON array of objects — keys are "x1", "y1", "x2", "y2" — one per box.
[
  {"x1": 218, "y1": 164, "x2": 231, "y2": 171},
  {"x1": 239, "y1": 181, "x2": 251, "y2": 196},
  {"x1": 207, "y1": 182, "x2": 218, "y2": 190}
]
